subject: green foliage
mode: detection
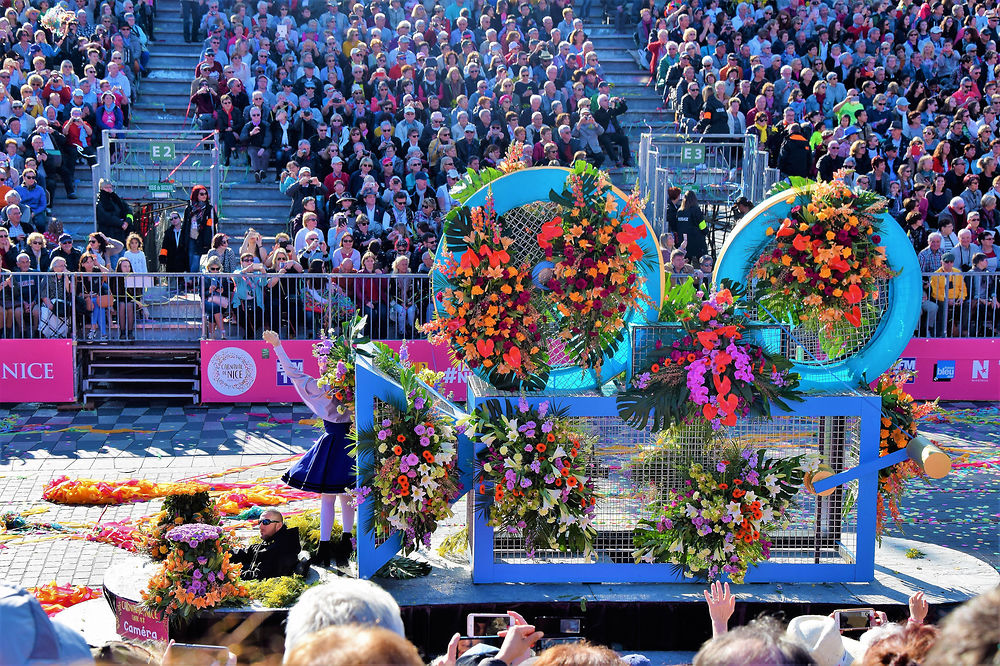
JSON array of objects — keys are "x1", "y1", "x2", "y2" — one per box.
[
  {"x1": 905, "y1": 548, "x2": 925, "y2": 559},
  {"x1": 283, "y1": 510, "x2": 343, "y2": 557},
  {"x1": 765, "y1": 176, "x2": 815, "y2": 198},
  {"x1": 437, "y1": 527, "x2": 469, "y2": 560},
  {"x1": 448, "y1": 167, "x2": 505, "y2": 210},
  {"x1": 245, "y1": 575, "x2": 318, "y2": 608},
  {"x1": 374, "y1": 556, "x2": 432, "y2": 579}
]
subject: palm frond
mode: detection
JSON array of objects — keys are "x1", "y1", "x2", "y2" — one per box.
[
  {"x1": 374, "y1": 556, "x2": 432, "y2": 579},
  {"x1": 449, "y1": 167, "x2": 505, "y2": 208},
  {"x1": 443, "y1": 205, "x2": 476, "y2": 254},
  {"x1": 616, "y1": 383, "x2": 690, "y2": 432},
  {"x1": 766, "y1": 176, "x2": 815, "y2": 198}
]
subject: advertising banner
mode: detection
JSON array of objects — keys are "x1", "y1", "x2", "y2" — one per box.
[
  {"x1": 0, "y1": 339, "x2": 76, "y2": 403},
  {"x1": 892, "y1": 338, "x2": 1000, "y2": 401},
  {"x1": 201, "y1": 340, "x2": 471, "y2": 403}
]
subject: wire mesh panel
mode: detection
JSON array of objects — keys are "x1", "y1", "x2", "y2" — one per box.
[{"x1": 468, "y1": 381, "x2": 879, "y2": 583}]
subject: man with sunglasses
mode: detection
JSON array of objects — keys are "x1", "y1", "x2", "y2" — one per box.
[
  {"x1": 49, "y1": 233, "x2": 81, "y2": 271},
  {"x1": 230, "y1": 510, "x2": 302, "y2": 581}
]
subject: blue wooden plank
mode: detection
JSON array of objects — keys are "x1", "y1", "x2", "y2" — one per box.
[
  {"x1": 811, "y1": 448, "x2": 908, "y2": 494},
  {"x1": 478, "y1": 561, "x2": 858, "y2": 584}
]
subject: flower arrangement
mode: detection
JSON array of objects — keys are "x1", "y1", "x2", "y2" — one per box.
[
  {"x1": 423, "y1": 194, "x2": 550, "y2": 391},
  {"x1": 353, "y1": 344, "x2": 463, "y2": 554},
  {"x1": 538, "y1": 161, "x2": 654, "y2": 375},
  {"x1": 314, "y1": 314, "x2": 370, "y2": 414},
  {"x1": 145, "y1": 491, "x2": 220, "y2": 561},
  {"x1": 474, "y1": 398, "x2": 597, "y2": 557},
  {"x1": 142, "y1": 524, "x2": 248, "y2": 628},
  {"x1": 632, "y1": 444, "x2": 812, "y2": 582},
  {"x1": 753, "y1": 179, "x2": 895, "y2": 358},
  {"x1": 618, "y1": 279, "x2": 802, "y2": 434},
  {"x1": 870, "y1": 370, "x2": 937, "y2": 536}
]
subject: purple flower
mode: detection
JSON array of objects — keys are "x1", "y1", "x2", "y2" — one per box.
[
  {"x1": 519, "y1": 477, "x2": 532, "y2": 488},
  {"x1": 415, "y1": 424, "x2": 426, "y2": 435},
  {"x1": 420, "y1": 436, "x2": 431, "y2": 447},
  {"x1": 538, "y1": 401, "x2": 549, "y2": 417},
  {"x1": 413, "y1": 397, "x2": 426, "y2": 410},
  {"x1": 400, "y1": 462, "x2": 410, "y2": 473},
  {"x1": 405, "y1": 453, "x2": 420, "y2": 466},
  {"x1": 518, "y1": 397, "x2": 529, "y2": 413},
  {"x1": 524, "y1": 444, "x2": 533, "y2": 452},
  {"x1": 716, "y1": 461, "x2": 728, "y2": 473},
  {"x1": 377, "y1": 429, "x2": 388, "y2": 441},
  {"x1": 529, "y1": 460, "x2": 542, "y2": 474},
  {"x1": 541, "y1": 421, "x2": 553, "y2": 433},
  {"x1": 382, "y1": 419, "x2": 391, "y2": 427}
]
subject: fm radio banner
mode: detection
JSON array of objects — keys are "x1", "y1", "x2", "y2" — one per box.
[
  {"x1": 201, "y1": 340, "x2": 471, "y2": 403},
  {"x1": 893, "y1": 338, "x2": 1000, "y2": 401},
  {"x1": 0, "y1": 339, "x2": 75, "y2": 403}
]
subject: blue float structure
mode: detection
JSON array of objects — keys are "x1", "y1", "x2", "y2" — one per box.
[{"x1": 355, "y1": 168, "x2": 931, "y2": 586}]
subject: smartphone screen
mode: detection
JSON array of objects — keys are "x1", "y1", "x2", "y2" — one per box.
[
  {"x1": 837, "y1": 610, "x2": 873, "y2": 632},
  {"x1": 467, "y1": 613, "x2": 513, "y2": 637},
  {"x1": 456, "y1": 636, "x2": 501, "y2": 657}
]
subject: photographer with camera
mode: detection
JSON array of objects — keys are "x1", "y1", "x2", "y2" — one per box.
[{"x1": 594, "y1": 93, "x2": 631, "y2": 168}]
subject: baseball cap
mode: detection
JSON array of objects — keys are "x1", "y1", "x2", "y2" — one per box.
[
  {"x1": 281, "y1": 78, "x2": 294, "y2": 86},
  {"x1": 331, "y1": 156, "x2": 343, "y2": 164},
  {"x1": 72, "y1": 88, "x2": 83, "y2": 97},
  {"x1": 464, "y1": 124, "x2": 476, "y2": 132},
  {"x1": 415, "y1": 171, "x2": 428, "y2": 180},
  {"x1": 447, "y1": 168, "x2": 460, "y2": 178},
  {"x1": 304, "y1": 80, "x2": 316, "y2": 88},
  {"x1": 204, "y1": 48, "x2": 216, "y2": 56},
  {"x1": 381, "y1": 157, "x2": 393, "y2": 166},
  {"x1": 404, "y1": 106, "x2": 415, "y2": 113},
  {"x1": 58, "y1": 233, "x2": 72, "y2": 243},
  {"x1": 942, "y1": 252, "x2": 956, "y2": 262}
]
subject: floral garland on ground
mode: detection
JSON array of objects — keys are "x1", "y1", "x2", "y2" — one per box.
[
  {"x1": 632, "y1": 444, "x2": 813, "y2": 583},
  {"x1": 142, "y1": 524, "x2": 248, "y2": 629},
  {"x1": 618, "y1": 279, "x2": 802, "y2": 434},
  {"x1": 474, "y1": 398, "x2": 597, "y2": 557},
  {"x1": 754, "y1": 178, "x2": 895, "y2": 358},
  {"x1": 29, "y1": 582, "x2": 102, "y2": 616},
  {"x1": 539, "y1": 161, "x2": 653, "y2": 374},
  {"x1": 314, "y1": 314, "x2": 370, "y2": 414},
  {"x1": 423, "y1": 194, "x2": 549, "y2": 390},
  {"x1": 870, "y1": 370, "x2": 937, "y2": 536},
  {"x1": 353, "y1": 344, "x2": 462, "y2": 554}
]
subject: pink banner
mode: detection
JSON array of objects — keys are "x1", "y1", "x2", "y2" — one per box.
[
  {"x1": 115, "y1": 596, "x2": 169, "y2": 646},
  {"x1": 893, "y1": 338, "x2": 1000, "y2": 402},
  {"x1": 200, "y1": 340, "x2": 471, "y2": 403},
  {"x1": 0, "y1": 339, "x2": 75, "y2": 403}
]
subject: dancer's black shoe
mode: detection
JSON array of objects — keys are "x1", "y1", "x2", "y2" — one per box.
[
  {"x1": 313, "y1": 539, "x2": 334, "y2": 567},
  {"x1": 334, "y1": 533, "x2": 353, "y2": 567}
]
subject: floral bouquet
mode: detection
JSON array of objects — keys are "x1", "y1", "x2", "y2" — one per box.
[
  {"x1": 423, "y1": 194, "x2": 549, "y2": 391},
  {"x1": 144, "y1": 491, "x2": 219, "y2": 561},
  {"x1": 314, "y1": 314, "x2": 370, "y2": 414},
  {"x1": 539, "y1": 161, "x2": 654, "y2": 375},
  {"x1": 753, "y1": 179, "x2": 895, "y2": 358},
  {"x1": 870, "y1": 370, "x2": 937, "y2": 536},
  {"x1": 474, "y1": 398, "x2": 597, "y2": 557},
  {"x1": 632, "y1": 444, "x2": 813, "y2": 583},
  {"x1": 353, "y1": 344, "x2": 463, "y2": 554},
  {"x1": 618, "y1": 279, "x2": 802, "y2": 434},
  {"x1": 142, "y1": 524, "x2": 248, "y2": 628}
]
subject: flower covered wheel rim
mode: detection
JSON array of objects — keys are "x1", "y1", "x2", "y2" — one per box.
[
  {"x1": 715, "y1": 184, "x2": 922, "y2": 392},
  {"x1": 430, "y1": 166, "x2": 664, "y2": 392}
]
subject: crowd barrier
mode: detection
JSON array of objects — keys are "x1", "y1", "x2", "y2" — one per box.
[{"x1": 1, "y1": 271, "x2": 997, "y2": 403}]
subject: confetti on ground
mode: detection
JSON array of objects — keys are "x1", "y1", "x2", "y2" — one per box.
[{"x1": 926, "y1": 407, "x2": 1000, "y2": 427}]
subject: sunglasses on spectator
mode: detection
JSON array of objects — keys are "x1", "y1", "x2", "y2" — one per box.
[
  {"x1": 259, "y1": 518, "x2": 281, "y2": 525},
  {"x1": 241, "y1": 257, "x2": 253, "y2": 263},
  {"x1": 209, "y1": 267, "x2": 220, "y2": 271}
]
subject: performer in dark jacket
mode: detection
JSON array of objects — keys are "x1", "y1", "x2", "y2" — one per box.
[
  {"x1": 95, "y1": 179, "x2": 134, "y2": 243},
  {"x1": 594, "y1": 94, "x2": 632, "y2": 167},
  {"x1": 777, "y1": 125, "x2": 812, "y2": 178},
  {"x1": 230, "y1": 510, "x2": 301, "y2": 580},
  {"x1": 159, "y1": 210, "x2": 189, "y2": 272},
  {"x1": 182, "y1": 184, "x2": 217, "y2": 272},
  {"x1": 264, "y1": 329, "x2": 356, "y2": 567}
]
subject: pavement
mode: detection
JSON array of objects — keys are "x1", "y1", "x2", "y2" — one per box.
[{"x1": 1, "y1": 399, "x2": 997, "y2": 600}]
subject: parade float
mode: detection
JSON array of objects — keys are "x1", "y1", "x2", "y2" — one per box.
[{"x1": 354, "y1": 162, "x2": 953, "y2": 585}]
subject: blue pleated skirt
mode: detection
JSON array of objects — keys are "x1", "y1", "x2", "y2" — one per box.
[{"x1": 282, "y1": 420, "x2": 355, "y2": 493}]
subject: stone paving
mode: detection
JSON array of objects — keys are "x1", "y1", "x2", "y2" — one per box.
[{"x1": 0, "y1": 401, "x2": 322, "y2": 588}]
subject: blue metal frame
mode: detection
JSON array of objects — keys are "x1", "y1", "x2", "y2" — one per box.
[
  {"x1": 354, "y1": 356, "x2": 474, "y2": 579},
  {"x1": 715, "y1": 187, "x2": 921, "y2": 391},
  {"x1": 432, "y1": 166, "x2": 664, "y2": 391},
  {"x1": 467, "y1": 388, "x2": 882, "y2": 584}
]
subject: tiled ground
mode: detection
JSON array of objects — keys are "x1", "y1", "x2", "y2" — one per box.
[{"x1": 1, "y1": 402, "x2": 321, "y2": 587}]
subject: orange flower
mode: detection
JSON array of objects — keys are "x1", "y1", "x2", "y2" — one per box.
[
  {"x1": 536, "y1": 443, "x2": 547, "y2": 453},
  {"x1": 650, "y1": 363, "x2": 660, "y2": 373},
  {"x1": 396, "y1": 434, "x2": 406, "y2": 443},
  {"x1": 392, "y1": 445, "x2": 403, "y2": 455},
  {"x1": 546, "y1": 433, "x2": 555, "y2": 442},
  {"x1": 423, "y1": 450, "x2": 436, "y2": 463}
]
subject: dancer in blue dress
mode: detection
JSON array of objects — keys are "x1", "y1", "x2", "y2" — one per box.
[{"x1": 263, "y1": 330, "x2": 355, "y2": 567}]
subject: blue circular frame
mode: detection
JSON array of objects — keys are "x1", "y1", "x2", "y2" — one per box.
[
  {"x1": 715, "y1": 186, "x2": 921, "y2": 391},
  {"x1": 433, "y1": 167, "x2": 664, "y2": 391}
]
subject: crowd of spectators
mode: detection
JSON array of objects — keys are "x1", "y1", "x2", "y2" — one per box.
[
  {"x1": 640, "y1": 0, "x2": 1000, "y2": 336},
  {"x1": 7, "y1": 573, "x2": 1000, "y2": 665}
]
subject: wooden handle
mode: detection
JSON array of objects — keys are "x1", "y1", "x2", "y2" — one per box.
[
  {"x1": 804, "y1": 464, "x2": 836, "y2": 497},
  {"x1": 907, "y1": 435, "x2": 952, "y2": 479}
]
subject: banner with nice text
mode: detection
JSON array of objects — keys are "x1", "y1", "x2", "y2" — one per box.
[
  {"x1": 892, "y1": 338, "x2": 1000, "y2": 402},
  {"x1": 0, "y1": 339, "x2": 76, "y2": 403},
  {"x1": 200, "y1": 339, "x2": 471, "y2": 403}
]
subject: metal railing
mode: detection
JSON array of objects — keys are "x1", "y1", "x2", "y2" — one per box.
[
  {"x1": 638, "y1": 132, "x2": 764, "y2": 236},
  {"x1": 1, "y1": 270, "x2": 997, "y2": 343},
  {"x1": 93, "y1": 129, "x2": 221, "y2": 230},
  {"x1": 0, "y1": 271, "x2": 434, "y2": 343}
]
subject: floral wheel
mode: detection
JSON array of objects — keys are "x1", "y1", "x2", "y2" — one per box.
[
  {"x1": 714, "y1": 184, "x2": 921, "y2": 391},
  {"x1": 430, "y1": 166, "x2": 663, "y2": 392}
]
